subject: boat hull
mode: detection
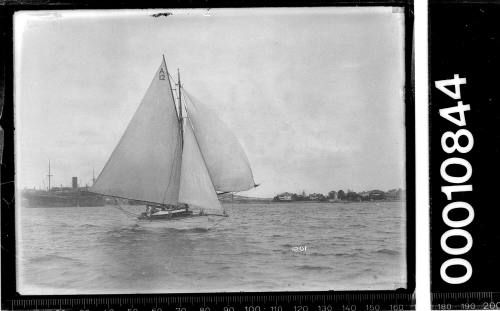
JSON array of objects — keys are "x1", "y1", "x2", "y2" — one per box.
[{"x1": 137, "y1": 214, "x2": 225, "y2": 230}]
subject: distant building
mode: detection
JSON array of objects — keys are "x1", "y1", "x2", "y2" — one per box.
[
  {"x1": 386, "y1": 188, "x2": 405, "y2": 200},
  {"x1": 309, "y1": 193, "x2": 325, "y2": 201},
  {"x1": 386, "y1": 189, "x2": 399, "y2": 200},
  {"x1": 292, "y1": 193, "x2": 307, "y2": 201},
  {"x1": 346, "y1": 191, "x2": 361, "y2": 201},
  {"x1": 369, "y1": 190, "x2": 386, "y2": 200},
  {"x1": 276, "y1": 192, "x2": 293, "y2": 201},
  {"x1": 359, "y1": 191, "x2": 370, "y2": 200}
]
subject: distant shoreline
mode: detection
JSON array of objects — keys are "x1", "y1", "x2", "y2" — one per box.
[{"x1": 221, "y1": 199, "x2": 405, "y2": 204}]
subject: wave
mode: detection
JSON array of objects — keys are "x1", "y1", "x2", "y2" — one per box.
[
  {"x1": 297, "y1": 265, "x2": 330, "y2": 271},
  {"x1": 187, "y1": 227, "x2": 210, "y2": 233},
  {"x1": 348, "y1": 224, "x2": 367, "y2": 229},
  {"x1": 80, "y1": 223, "x2": 100, "y2": 229},
  {"x1": 335, "y1": 253, "x2": 357, "y2": 258},
  {"x1": 340, "y1": 267, "x2": 377, "y2": 280},
  {"x1": 309, "y1": 252, "x2": 329, "y2": 257},
  {"x1": 376, "y1": 229, "x2": 392, "y2": 234},
  {"x1": 239, "y1": 250, "x2": 272, "y2": 257},
  {"x1": 106, "y1": 225, "x2": 146, "y2": 235},
  {"x1": 358, "y1": 267, "x2": 377, "y2": 274},
  {"x1": 375, "y1": 248, "x2": 399, "y2": 256},
  {"x1": 30, "y1": 254, "x2": 83, "y2": 266}
]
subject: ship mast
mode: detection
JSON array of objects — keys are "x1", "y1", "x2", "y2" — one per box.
[
  {"x1": 177, "y1": 68, "x2": 183, "y2": 144},
  {"x1": 162, "y1": 55, "x2": 183, "y2": 150},
  {"x1": 47, "y1": 160, "x2": 53, "y2": 191}
]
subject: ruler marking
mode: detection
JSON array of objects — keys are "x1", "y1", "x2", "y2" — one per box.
[{"x1": 5, "y1": 291, "x2": 449, "y2": 311}]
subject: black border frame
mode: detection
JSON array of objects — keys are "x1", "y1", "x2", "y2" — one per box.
[
  {"x1": 1, "y1": 0, "x2": 415, "y2": 307},
  {"x1": 429, "y1": 0, "x2": 500, "y2": 295}
]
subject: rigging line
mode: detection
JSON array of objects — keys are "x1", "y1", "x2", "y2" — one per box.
[
  {"x1": 113, "y1": 199, "x2": 141, "y2": 218},
  {"x1": 162, "y1": 72, "x2": 188, "y2": 204},
  {"x1": 160, "y1": 79, "x2": 183, "y2": 205},
  {"x1": 160, "y1": 62, "x2": 183, "y2": 206},
  {"x1": 161, "y1": 130, "x2": 182, "y2": 206},
  {"x1": 181, "y1": 92, "x2": 191, "y2": 110},
  {"x1": 164, "y1": 57, "x2": 179, "y2": 118}
]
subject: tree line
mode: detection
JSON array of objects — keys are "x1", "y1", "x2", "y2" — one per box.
[{"x1": 273, "y1": 189, "x2": 405, "y2": 202}]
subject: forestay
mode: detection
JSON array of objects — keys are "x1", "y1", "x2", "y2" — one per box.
[{"x1": 91, "y1": 59, "x2": 182, "y2": 205}]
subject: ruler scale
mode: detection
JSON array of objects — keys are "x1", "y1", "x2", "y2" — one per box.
[
  {"x1": 431, "y1": 292, "x2": 500, "y2": 310},
  {"x1": 5, "y1": 293, "x2": 415, "y2": 311}
]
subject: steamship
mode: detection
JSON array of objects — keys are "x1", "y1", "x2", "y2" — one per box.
[{"x1": 21, "y1": 163, "x2": 106, "y2": 208}]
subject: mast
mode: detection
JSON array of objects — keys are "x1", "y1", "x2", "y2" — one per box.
[
  {"x1": 47, "y1": 160, "x2": 53, "y2": 191},
  {"x1": 177, "y1": 68, "x2": 183, "y2": 142},
  {"x1": 162, "y1": 54, "x2": 182, "y2": 146}
]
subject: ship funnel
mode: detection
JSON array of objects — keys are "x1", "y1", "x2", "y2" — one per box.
[{"x1": 72, "y1": 177, "x2": 78, "y2": 190}]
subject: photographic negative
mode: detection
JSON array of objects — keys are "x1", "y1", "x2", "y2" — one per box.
[{"x1": 14, "y1": 7, "x2": 408, "y2": 294}]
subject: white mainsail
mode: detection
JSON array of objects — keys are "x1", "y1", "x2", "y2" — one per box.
[
  {"x1": 91, "y1": 59, "x2": 182, "y2": 205},
  {"x1": 183, "y1": 89, "x2": 256, "y2": 192},
  {"x1": 178, "y1": 119, "x2": 222, "y2": 213}
]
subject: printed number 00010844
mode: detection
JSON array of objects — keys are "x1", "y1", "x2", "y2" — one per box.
[{"x1": 435, "y1": 74, "x2": 474, "y2": 285}]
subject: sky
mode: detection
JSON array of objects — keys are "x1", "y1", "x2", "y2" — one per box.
[{"x1": 15, "y1": 8, "x2": 406, "y2": 198}]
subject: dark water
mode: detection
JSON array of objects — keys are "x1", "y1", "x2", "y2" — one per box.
[{"x1": 17, "y1": 201, "x2": 406, "y2": 294}]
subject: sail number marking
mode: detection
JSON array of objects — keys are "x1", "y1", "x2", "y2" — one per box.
[
  {"x1": 159, "y1": 68, "x2": 166, "y2": 80},
  {"x1": 435, "y1": 74, "x2": 474, "y2": 285}
]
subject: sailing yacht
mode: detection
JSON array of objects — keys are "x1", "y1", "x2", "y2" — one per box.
[{"x1": 90, "y1": 56, "x2": 257, "y2": 228}]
